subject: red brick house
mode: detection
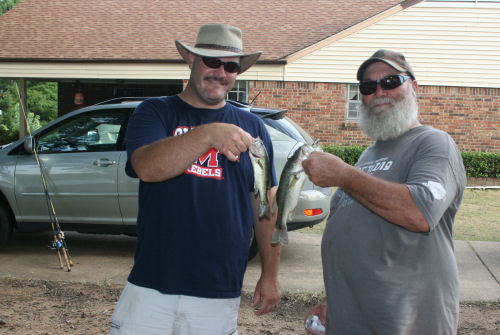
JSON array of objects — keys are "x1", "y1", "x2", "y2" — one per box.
[{"x1": 0, "y1": 0, "x2": 498, "y2": 151}]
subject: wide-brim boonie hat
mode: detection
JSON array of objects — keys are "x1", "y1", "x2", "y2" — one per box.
[
  {"x1": 357, "y1": 49, "x2": 416, "y2": 81},
  {"x1": 175, "y1": 23, "x2": 262, "y2": 74}
]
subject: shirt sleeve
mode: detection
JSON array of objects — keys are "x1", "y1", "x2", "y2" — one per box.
[
  {"x1": 405, "y1": 131, "x2": 465, "y2": 231},
  {"x1": 125, "y1": 99, "x2": 169, "y2": 178}
]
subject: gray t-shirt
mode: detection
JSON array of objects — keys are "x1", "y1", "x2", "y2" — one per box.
[{"x1": 322, "y1": 126, "x2": 466, "y2": 335}]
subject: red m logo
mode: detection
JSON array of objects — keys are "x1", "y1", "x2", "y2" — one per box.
[{"x1": 198, "y1": 148, "x2": 219, "y2": 167}]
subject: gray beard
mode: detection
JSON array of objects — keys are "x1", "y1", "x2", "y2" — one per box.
[{"x1": 359, "y1": 93, "x2": 418, "y2": 141}]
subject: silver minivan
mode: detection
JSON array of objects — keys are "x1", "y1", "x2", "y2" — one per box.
[{"x1": 0, "y1": 98, "x2": 331, "y2": 259}]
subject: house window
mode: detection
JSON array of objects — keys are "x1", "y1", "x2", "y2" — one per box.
[
  {"x1": 346, "y1": 84, "x2": 361, "y2": 120},
  {"x1": 228, "y1": 81, "x2": 248, "y2": 102}
]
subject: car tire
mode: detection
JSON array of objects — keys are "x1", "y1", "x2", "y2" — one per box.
[
  {"x1": 248, "y1": 227, "x2": 259, "y2": 261},
  {"x1": 0, "y1": 203, "x2": 13, "y2": 248}
]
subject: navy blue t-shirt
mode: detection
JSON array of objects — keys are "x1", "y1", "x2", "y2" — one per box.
[{"x1": 125, "y1": 95, "x2": 277, "y2": 298}]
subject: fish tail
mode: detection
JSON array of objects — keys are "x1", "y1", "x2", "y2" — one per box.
[
  {"x1": 279, "y1": 230, "x2": 289, "y2": 245},
  {"x1": 271, "y1": 227, "x2": 280, "y2": 245},
  {"x1": 272, "y1": 200, "x2": 278, "y2": 213},
  {"x1": 271, "y1": 226, "x2": 289, "y2": 246},
  {"x1": 259, "y1": 202, "x2": 271, "y2": 218}
]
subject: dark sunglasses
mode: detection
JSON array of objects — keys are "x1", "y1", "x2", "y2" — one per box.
[
  {"x1": 201, "y1": 57, "x2": 241, "y2": 74},
  {"x1": 359, "y1": 74, "x2": 412, "y2": 95}
]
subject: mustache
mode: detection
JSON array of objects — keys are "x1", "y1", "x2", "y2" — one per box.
[
  {"x1": 204, "y1": 75, "x2": 229, "y2": 84},
  {"x1": 368, "y1": 97, "x2": 396, "y2": 109}
]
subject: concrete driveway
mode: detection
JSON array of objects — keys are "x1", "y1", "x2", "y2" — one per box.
[{"x1": 0, "y1": 231, "x2": 498, "y2": 301}]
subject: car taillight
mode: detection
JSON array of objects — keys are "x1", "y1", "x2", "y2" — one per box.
[{"x1": 304, "y1": 208, "x2": 323, "y2": 216}]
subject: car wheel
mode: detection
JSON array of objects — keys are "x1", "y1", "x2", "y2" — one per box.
[
  {"x1": 0, "y1": 203, "x2": 13, "y2": 248},
  {"x1": 248, "y1": 227, "x2": 259, "y2": 261}
]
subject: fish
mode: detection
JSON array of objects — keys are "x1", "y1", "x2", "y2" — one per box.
[
  {"x1": 273, "y1": 141, "x2": 319, "y2": 245},
  {"x1": 249, "y1": 137, "x2": 272, "y2": 218}
]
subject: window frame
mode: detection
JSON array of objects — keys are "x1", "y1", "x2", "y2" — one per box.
[
  {"x1": 228, "y1": 80, "x2": 249, "y2": 102},
  {"x1": 346, "y1": 83, "x2": 362, "y2": 121}
]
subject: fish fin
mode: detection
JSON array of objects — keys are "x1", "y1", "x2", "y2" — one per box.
[
  {"x1": 259, "y1": 202, "x2": 271, "y2": 219},
  {"x1": 289, "y1": 167, "x2": 304, "y2": 176},
  {"x1": 289, "y1": 175, "x2": 300, "y2": 188}
]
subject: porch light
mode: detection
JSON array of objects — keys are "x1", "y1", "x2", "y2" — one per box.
[{"x1": 74, "y1": 81, "x2": 84, "y2": 105}]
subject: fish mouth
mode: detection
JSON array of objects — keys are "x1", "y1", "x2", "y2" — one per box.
[
  {"x1": 249, "y1": 146, "x2": 263, "y2": 158},
  {"x1": 250, "y1": 152, "x2": 263, "y2": 158},
  {"x1": 249, "y1": 138, "x2": 265, "y2": 158}
]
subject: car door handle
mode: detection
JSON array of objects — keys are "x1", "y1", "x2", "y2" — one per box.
[{"x1": 93, "y1": 158, "x2": 117, "y2": 167}]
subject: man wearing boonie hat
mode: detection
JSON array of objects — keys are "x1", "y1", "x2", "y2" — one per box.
[
  {"x1": 303, "y1": 49, "x2": 466, "y2": 334},
  {"x1": 110, "y1": 24, "x2": 281, "y2": 335}
]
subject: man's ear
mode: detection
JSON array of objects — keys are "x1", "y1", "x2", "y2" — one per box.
[
  {"x1": 187, "y1": 52, "x2": 196, "y2": 69},
  {"x1": 411, "y1": 79, "x2": 419, "y2": 97}
]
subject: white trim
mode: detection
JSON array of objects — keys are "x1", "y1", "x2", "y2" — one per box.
[
  {"x1": 0, "y1": 62, "x2": 286, "y2": 81},
  {"x1": 420, "y1": 0, "x2": 500, "y2": 8}
]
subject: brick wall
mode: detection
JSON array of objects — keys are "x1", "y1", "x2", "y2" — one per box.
[
  {"x1": 418, "y1": 86, "x2": 499, "y2": 152},
  {"x1": 249, "y1": 81, "x2": 500, "y2": 152}
]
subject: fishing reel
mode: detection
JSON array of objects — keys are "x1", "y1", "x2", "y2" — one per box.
[
  {"x1": 49, "y1": 231, "x2": 72, "y2": 272},
  {"x1": 49, "y1": 232, "x2": 65, "y2": 250}
]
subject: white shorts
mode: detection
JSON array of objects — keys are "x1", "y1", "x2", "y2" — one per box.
[{"x1": 110, "y1": 282, "x2": 240, "y2": 335}]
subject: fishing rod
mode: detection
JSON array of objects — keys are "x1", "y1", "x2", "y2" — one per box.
[
  {"x1": 250, "y1": 91, "x2": 261, "y2": 104},
  {"x1": 15, "y1": 82, "x2": 72, "y2": 271}
]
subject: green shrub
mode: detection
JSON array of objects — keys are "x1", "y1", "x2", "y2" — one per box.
[
  {"x1": 322, "y1": 145, "x2": 367, "y2": 166},
  {"x1": 322, "y1": 146, "x2": 499, "y2": 179},
  {"x1": 461, "y1": 151, "x2": 500, "y2": 178}
]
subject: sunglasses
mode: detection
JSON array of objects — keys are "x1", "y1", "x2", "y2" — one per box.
[
  {"x1": 201, "y1": 57, "x2": 241, "y2": 73},
  {"x1": 359, "y1": 74, "x2": 412, "y2": 95}
]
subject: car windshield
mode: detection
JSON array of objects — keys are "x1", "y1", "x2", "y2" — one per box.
[{"x1": 262, "y1": 117, "x2": 314, "y2": 145}]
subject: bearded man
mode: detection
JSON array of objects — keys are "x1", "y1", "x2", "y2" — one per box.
[{"x1": 303, "y1": 50, "x2": 466, "y2": 335}]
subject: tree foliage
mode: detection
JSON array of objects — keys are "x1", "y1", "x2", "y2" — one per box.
[
  {"x1": 27, "y1": 81, "x2": 58, "y2": 122},
  {"x1": 0, "y1": 80, "x2": 57, "y2": 144},
  {"x1": 0, "y1": 0, "x2": 22, "y2": 16}
]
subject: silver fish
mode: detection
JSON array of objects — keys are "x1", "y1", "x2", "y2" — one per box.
[
  {"x1": 273, "y1": 142, "x2": 318, "y2": 245},
  {"x1": 249, "y1": 137, "x2": 272, "y2": 218}
]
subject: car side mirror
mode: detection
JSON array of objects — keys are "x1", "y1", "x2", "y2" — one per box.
[{"x1": 24, "y1": 135, "x2": 36, "y2": 154}]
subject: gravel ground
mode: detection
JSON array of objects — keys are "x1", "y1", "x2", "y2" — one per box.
[{"x1": 0, "y1": 278, "x2": 499, "y2": 334}]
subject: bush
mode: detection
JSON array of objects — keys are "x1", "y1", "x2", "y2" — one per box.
[
  {"x1": 461, "y1": 151, "x2": 500, "y2": 179},
  {"x1": 322, "y1": 145, "x2": 367, "y2": 166},
  {"x1": 322, "y1": 146, "x2": 500, "y2": 179}
]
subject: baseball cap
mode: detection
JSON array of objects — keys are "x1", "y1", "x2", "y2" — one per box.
[{"x1": 357, "y1": 49, "x2": 415, "y2": 81}]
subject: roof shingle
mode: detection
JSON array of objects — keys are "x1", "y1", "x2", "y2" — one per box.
[{"x1": 0, "y1": 0, "x2": 413, "y2": 62}]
